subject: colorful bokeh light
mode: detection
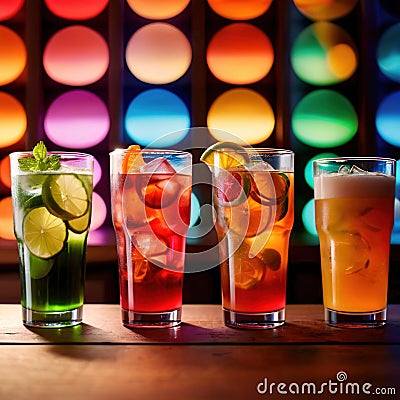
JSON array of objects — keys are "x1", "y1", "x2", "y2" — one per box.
[
  {"x1": 291, "y1": 22, "x2": 357, "y2": 86},
  {"x1": 43, "y1": 25, "x2": 109, "y2": 86},
  {"x1": 125, "y1": 23, "x2": 191, "y2": 84},
  {"x1": 302, "y1": 199, "x2": 317, "y2": 237},
  {"x1": 207, "y1": 23, "x2": 274, "y2": 84},
  {"x1": 91, "y1": 192, "x2": 107, "y2": 231},
  {"x1": 304, "y1": 152, "x2": 338, "y2": 189},
  {"x1": 377, "y1": 23, "x2": 400, "y2": 83},
  {"x1": 0, "y1": 92, "x2": 26, "y2": 148},
  {"x1": 0, "y1": 0, "x2": 24, "y2": 21},
  {"x1": 0, "y1": 25, "x2": 27, "y2": 86},
  {"x1": 292, "y1": 89, "x2": 358, "y2": 148},
  {"x1": 0, "y1": 155, "x2": 11, "y2": 189},
  {"x1": 376, "y1": 91, "x2": 400, "y2": 147},
  {"x1": 44, "y1": 0, "x2": 108, "y2": 20},
  {"x1": 44, "y1": 90, "x2": 109, "y2": 149},
  {"x1": 207, "y1": 88, "x2": 275, "y2": 144},
  {"x1": 127, "y1": 0, "x2": 190, "y2": 20},
  {"x1": 190, "y1": 193, "x2": 201, "y2": 227},
  {"x1": 125, "y1": 89, "x2": 190, "y2": 147},
  {"x1": 0, "y1": 196, "x2": 15, "y2": 240},
  {"x1": 207, "y1": 0, "x2": 273, "y2": 20},
  {"x1": 293, "y1": 0, "x2": 358, "y2": 21}
]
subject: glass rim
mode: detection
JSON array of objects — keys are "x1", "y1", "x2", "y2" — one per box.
[
  {"x1": 10, "y1": 151, "x2": 94, "y2": 160},
  {"x1": 109, "y1": 148, "x2": 192, "y2": 157},
  {"x1": 314, "y1": 156, "x2": 396, "y2": 164}
]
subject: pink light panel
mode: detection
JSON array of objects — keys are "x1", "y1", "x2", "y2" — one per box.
[{"x1": 44, "y1": 90, "x2": 109, "y2": 149}]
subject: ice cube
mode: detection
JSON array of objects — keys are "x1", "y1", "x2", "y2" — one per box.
[
  {"x1": 139, "y1": 157, "x2": 176, "y2": 174},
  {"x1": 330, "y1": 231, "x2": 370, "y2": 274}
]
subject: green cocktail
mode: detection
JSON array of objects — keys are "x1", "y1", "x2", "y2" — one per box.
[{"x1": 10, "y1": 142, "x2": 93, "y2": 327}]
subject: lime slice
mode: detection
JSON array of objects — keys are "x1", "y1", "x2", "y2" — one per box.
[
  {"x1": 23, "y1": 206, "x2": 67, "y2": 259},
  {"x1": 200, "y1": 141, "x2": 250, "y2": 169},
  {"x1": 29, "y1": 254, "x2": 54, "y2": 279},
  {"x1": 42, "y1": 174, "x2": 89, "y2": 220},
  {"x1": 67, "y1": 209, "x2": 91, "y2": 234}
]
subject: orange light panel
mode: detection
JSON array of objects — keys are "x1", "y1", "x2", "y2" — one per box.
[
  {"x1": 44, "y1": 0, "x2": 108, "y2": 20},
  {"x1": 207, "y1": 23, "x2": 273, "y2": 84},
  {"x1": 208, "y1": 0, "x2": 272, "y2": 20},
  {"x1": 293, "y1": 0, "x2": 358, "y2": 21},
  {"x1": 127, "y1": 0, "x2": 190, "y2": 19},
  {"x1": 0, "y1": 25, "x2": 27, "y2": 85},
  {"x1": 0, "y1": 92, "x2": 26, "y2": 148},
  {"x1": 43, "y1": 25, "x2": 109, "y2": 86},
  {"x1": 207, "y1": 88, "x2": 275, "y2": 144},
  {"x1": 0, "y1": 155, "x2": 11, "y2": 189},
  {"x1": 0, "y1": 0, "x2": 24, "y2": 21},
  {"x1": 0, "y1": 197, "x2": 15, "y2": 240},
  {"x1": 126, "y1": 23, "x2": 191, "y2": 84}
]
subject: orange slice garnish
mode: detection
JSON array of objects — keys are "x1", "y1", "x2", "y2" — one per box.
[{"x1": 122, "y1": 145, "x2": 145, "y2": 173}]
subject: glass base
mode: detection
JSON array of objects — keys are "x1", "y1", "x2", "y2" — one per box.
[
  {"x1": 223, "y1": 308, "x2": 285, "y2": 329},
  {"x1": 22, "y1": 306, "x2": 83, "y2": 328},
  {"x1": 325, "y1": 307, "x2": 386, "y2": 328},
  {"x1": 122, "y1": 308, "x2": 181, "y2": 328}
]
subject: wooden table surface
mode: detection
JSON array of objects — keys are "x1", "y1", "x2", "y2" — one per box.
[{"x1": 1, "y1": 304, "x2": 400, "y2": 400}]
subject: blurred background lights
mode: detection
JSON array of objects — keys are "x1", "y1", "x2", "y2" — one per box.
[
  {"x1": 90, "y1": 192, "x2": 107, "y2": 231},
  {"x1": 0, "y1": 0, "x2": 24, "y2": 21},
  {"x1": 93, "y1": 157, "x2": 102, "y2": 188},
  {"x1": 302, "y1": 199, "x2": 317, "y2": 237},
  {"x1": 0, "y1": 25, "x2": 27, "y2": 86},
  {"x1": 292, "y1": 89, "x2": 358, "y2": 148},
  {"x1": 190, "y1": 193, "x2": 201, "y2": 227},
  {"x1": 304, "y1": 152, "x2": 338, "y2": 189},
  {"x1": 207, "y1": 88, "x2": 275, "y2": 145},
  {"x1": 43, "y1": 26, "x2": 109, "y2": 86},
  {"x1": 207, "y1": 23, "x2": 274, "y2": 85},
  {"x1": 207, "y1": 0, "x2": 273, "y2": 21},
  {"x1": 376, "y1": 91, "x2": 400, "y2": 147},
  {"x1": 291, "y1": 22, "x2": 357, "y2": 86},
  {"x1": 44, "y1": 0, "x2": 109, "y2": 20},
  {"x1": 44, "y1": 90, "x2": 110, "y2": 149},
  {"x1": 127, "y1": 0, "x2": 190, "y2": 20},
  {"x1": 293, "y1": 0, "x2": 358, "y2": 21},
  {"x1": 125, "y1": 23, "x2": 191, "y2": 85},
  {"x1": 377, "y1": 23, "x2": 400, "y2": 83},
  {"x1": 125, "y1": 89, "x2": 190, "y2": 147},
  {"x1": 0, "y1": 92, "x2": 27, "y2": 148},
  {"x1": 0, "y1": 155, "x2": 10, "y2": 189},
  {"x1": 0, "y1": 196, "x2": 14, "y2": 240}
]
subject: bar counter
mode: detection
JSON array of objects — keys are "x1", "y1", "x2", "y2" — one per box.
[{"x1": 1, "y1": 304, "x2": 399, "y2": 399}]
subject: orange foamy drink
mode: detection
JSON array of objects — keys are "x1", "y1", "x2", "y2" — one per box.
[
  {"x1": 314, "y1": 158, "x2": 396, "y2": 328},
  {"x1": 201, "y1": 143, "x2": 294, "y2": 329}
]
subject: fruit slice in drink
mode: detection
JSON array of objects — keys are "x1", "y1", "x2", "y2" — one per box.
[
  {"x1": 42, "y1": 174, "x2": 90, "y2": 220},
  {"x1": 23, "y1": 206, "x2": 67, "y2": 259}
]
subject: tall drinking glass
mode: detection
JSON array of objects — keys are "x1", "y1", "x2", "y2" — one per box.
[
  {"x1": 203, "y1": 145, "x2": 294, "y2": 329},
  {"x1": 313, "y1": 157, "x2": 396, "y2": 327},
  {"x1": 10, "y1": 149, "x2": 94, "y2": 328},
  {"x1": 110, "y1": 148, "x2": 192, "y2": 328}
]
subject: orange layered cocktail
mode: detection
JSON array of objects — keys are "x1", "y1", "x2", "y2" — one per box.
[{"x1": 202, "y1": 143, "x2": 294, "y2": 329}]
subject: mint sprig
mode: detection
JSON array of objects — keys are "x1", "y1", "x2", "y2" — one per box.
[{"x1": 18, "y1": 141, "x2": 61, "y2": 172}]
